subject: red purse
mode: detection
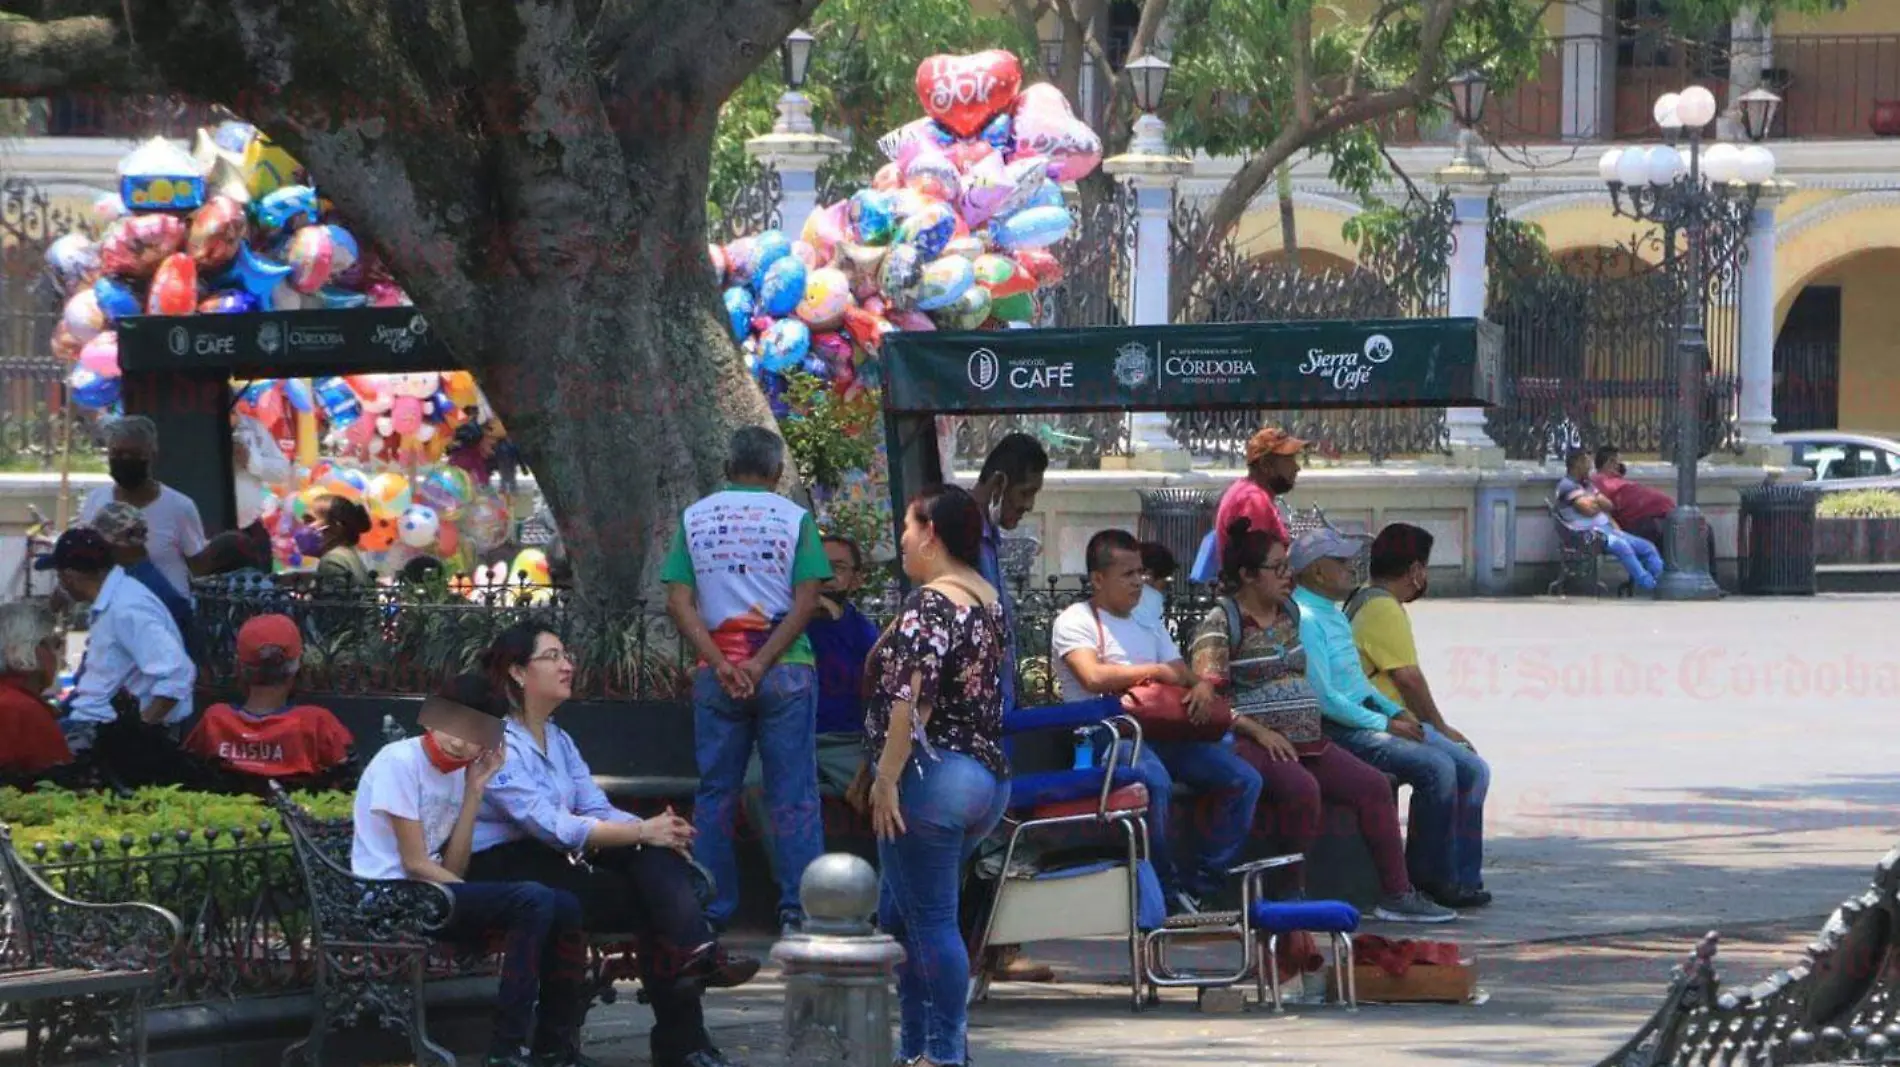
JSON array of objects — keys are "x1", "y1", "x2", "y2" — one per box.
[{"x1": 1093, "y1": 607, "x2": 1233, "y2": 743}]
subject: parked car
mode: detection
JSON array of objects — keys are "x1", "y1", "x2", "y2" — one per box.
[{"x1": 1774, "y1": 431, "x2": 1900, "y2": 492}]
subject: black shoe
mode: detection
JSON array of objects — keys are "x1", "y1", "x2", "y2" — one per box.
[
  {"x1": 657, "y1": 1050, "x2": 744, "y2": 1067},
  {"x1": 531, "y1": 1050, "x2": 605, "y2": 1067},
  {"x1": 682, "y1": 943, "x2": 762, "y2": 990},
  {"x1": 1421, "y1": 882, "x2": 1492, "y2": 909},
  {"x1": 485, "y1": 1051, "x2": 534, "y2": 1067}
]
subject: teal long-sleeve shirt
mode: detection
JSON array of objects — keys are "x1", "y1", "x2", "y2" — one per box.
[{"x1": 1292, "y1": 585, "x2": 1406, "y2": 731}]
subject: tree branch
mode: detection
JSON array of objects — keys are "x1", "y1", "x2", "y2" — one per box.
[
  {"x1": 1098, "y1": 0, "x2": 1170, "y2": 145},
  {"x1": 0, "y1": 15, "x2": 152, "y2": 94}
]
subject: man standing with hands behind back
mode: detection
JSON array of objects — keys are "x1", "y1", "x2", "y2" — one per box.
[{"x1": 663, "y1": 426, "x2": 831, "y2": 937}]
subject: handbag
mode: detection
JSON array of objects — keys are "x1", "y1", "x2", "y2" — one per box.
[{"x1": 1093, "y1": 606, "x2": 1232, "y2": 743}]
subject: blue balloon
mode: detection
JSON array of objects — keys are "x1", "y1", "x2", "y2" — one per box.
[
  {"x1": 314, "y1": 376, "x2": 362, "y2": 427},
  {"x1": 980, "y1": 114, "x2": 1013, "y2": 151},
  {"x1": 759, "y1": 319, "x2": 811, "y2": 374},
  {"x1": 759, "y1": 370, "x2": 792, "y2": 419},
  {"x1": 848, "y1": 191, "x2": 899, "y2": 245},
  {"x1": 254, "y1": 185, "x2": 320, "y2": 231},
  {"x1": 69, "y1": 366, "x2": 119, "y2": 410},
  {"x1": 93, "y1": 277, "x2": 140, "y2": 321},
  {"x1": 799, "y1": 353, "x2": 832, "y2": 380},
  {"x1": 238, "y1": 380, "x2": 273, "y2": 406},
  {"x1": 198, "y1": 290, "x2": 258, "y2": 314},
  {"x1": 217, "y1": 242, "x2": 294, "y2": 308},
  {"x1": 723, "y1": 287, "x2": 756, "y2": 343},
  {"x1": 991, "y1": 206, "x2": 1073, "y2": 250},
  {"x1": 1023, "y1": 181, "x2": 1067, "y2": 213},
  {"x1": 282, "y1": 378, "x2": 315, "y2": 413},
  {"x1": 750, "y1": 231, "x2": 793, "y2": 290},
  {"x1": 758, "y1": 256, "x2": 808, "y2": 318}
]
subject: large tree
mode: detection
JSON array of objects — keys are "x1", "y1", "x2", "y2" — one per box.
[{"x1": 0, "y1": 0, "x2": 826, "y2": 603}]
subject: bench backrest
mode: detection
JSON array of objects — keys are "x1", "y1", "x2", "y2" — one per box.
[
  {"x1": 265, "y1": 784, "x2": 452, "y2": 948},
  {"x1": 0, "y1": 821, "x2": 184, "y2": 976}
]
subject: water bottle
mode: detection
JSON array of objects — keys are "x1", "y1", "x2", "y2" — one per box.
[{"x1": 1072, "y1": 727, "x2": 1097, "y2": 769}]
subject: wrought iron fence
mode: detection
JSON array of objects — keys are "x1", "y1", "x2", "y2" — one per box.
[
  {"x1": 1165, "y1": 194, "x2": 1452, "y2": 465},
  {"x1": 1486, "y1": 199, "x2": 1745, "y2": 461},
  {"x1": 0, "y1": 178, "x2": 95, "y2": 469},
  {"x1": 949, "y1": 182, "x2": 1136, "y2": 471},
  {"x1": 711, "y1": 162, "x2": 782, "y2": 244}
]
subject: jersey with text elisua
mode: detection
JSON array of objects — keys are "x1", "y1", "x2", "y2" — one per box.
[{"x1": 184, "y1": 704, "x2": 353, "y2": 779}]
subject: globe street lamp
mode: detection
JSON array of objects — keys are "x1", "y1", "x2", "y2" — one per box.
[{"x1": 1598, "y1": 85, "x2": 1778, "y2": 600}]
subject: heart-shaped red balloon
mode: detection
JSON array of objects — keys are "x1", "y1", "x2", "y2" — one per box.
[{"x1": 915, "y1": 50, "x2": 1023, "y2": 140}]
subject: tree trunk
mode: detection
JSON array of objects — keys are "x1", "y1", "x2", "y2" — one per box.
[{"x1": 1276, "y1": 161, "x2": 1300, "y2": 271}]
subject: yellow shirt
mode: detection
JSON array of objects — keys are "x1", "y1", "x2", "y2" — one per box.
[{"x1": 1351, "y1": 593, "x2": 1418, "y2": 708}]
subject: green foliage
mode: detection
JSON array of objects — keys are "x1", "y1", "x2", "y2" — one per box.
[
  {"x1": 0, "y1": 785, "x2": 353, "y2": 855},
  {"x1": 710, "y1": 0, "x2": 1035, "y2": 219},
  {"x1": 1816, "y1": 490, "x2": 1900, "y2": 519},
  {"x1": 779, "y1": 372, "x2": 879, "y2": 493}
]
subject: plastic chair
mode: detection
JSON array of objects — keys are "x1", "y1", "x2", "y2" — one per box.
[{"x1": 968, "y1": 696, "x2": 1153, "y2": 1010}]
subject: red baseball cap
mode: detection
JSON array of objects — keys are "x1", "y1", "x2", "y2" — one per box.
[{"x1": 237, "y1": 614, "x2": 303, "y2": 666}]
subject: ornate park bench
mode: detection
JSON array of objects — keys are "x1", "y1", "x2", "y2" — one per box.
[
  {"x1": 0, "y1": 822, "x2": 185, "y2": 1067},
  {"x1": 266, "y1": 785, "x2": 646, "y2": 1067}
]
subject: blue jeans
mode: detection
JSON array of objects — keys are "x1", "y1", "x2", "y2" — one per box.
[
  {"x1": 877, "y1": 751, "x2": 1010, "y2": 1065},
  {"x1": 442, "y1": 881, "x2": 588, "y2": 1055},
  {"x1": 1604, "y1": 529, "x2": 1664, "y2": 588},
  {"x1": 691, "y1": 662, "x2": 825, "y2": 928},
  {"x1": 1326, "y1": 723, "x2": 1489, "y2": 890},
  {"x1": 1145, "y1": 737, "x2": 1264, "y2": 899}
]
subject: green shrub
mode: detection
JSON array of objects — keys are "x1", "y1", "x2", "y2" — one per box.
[
  {"x1": 1816, "y1": 490, "x2": 1900, "y2": 519},
  {"x1": 0, "y1": 785, "x2": 353, "y2": 856}
]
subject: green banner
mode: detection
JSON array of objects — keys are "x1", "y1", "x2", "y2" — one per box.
[
  {"x1": 118, "y1": 308, "x2": 458, "y2": 378},
  {"x1": 882, "y1": 317, "x2": 1501, "y2": 414}
]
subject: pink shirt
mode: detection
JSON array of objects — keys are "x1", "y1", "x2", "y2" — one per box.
[{"x1": 1214, "y1": 477, "x2": 1288, "y2": 562}]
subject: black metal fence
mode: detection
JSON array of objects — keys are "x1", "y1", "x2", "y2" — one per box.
[{"x1": 0, "y1": 177, "x2": 95, "y2": 470}]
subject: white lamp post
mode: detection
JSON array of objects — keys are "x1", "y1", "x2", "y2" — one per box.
[
  {"x1": 1105, "y1": 54, "x2": 1194, "y2": 470},
  {"x1": 1435, "y1": 69, "x2": 1504, "y2": 455},
  {"x1": 1601, "y1": 85, "x2": 1778, "y2": 600}
]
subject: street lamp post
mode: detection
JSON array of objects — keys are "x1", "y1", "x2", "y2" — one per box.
[
  {"x1": 746, "y1": 27, "x2": 843, "y2": 237},
  {"x1": 1598, "y1": 86, "x2": 1778, "y2": 601}
]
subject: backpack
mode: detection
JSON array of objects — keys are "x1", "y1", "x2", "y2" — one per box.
[{"x1": 1343, "y1": 585, "x2": 1396, "y2": 622}]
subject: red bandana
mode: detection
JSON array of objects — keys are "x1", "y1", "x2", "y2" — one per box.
[{"x1": 421, "y1": 732, "x2": 476, "y2": 774}]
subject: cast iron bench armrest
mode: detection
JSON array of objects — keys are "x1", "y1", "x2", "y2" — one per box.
[
  {"x1": 0, "y1": 967, "x2": 162, "y2": 1002},
  {"x1": 267, "y1": 782, "x2": 454, "y2": 946},
  {"x1": 0, "y1": 824, "x2": 185, "y2": 976}
]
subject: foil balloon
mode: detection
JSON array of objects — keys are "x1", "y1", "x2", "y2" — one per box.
[
  {"x1": 708, "y1": 244, "x2": 727, "y2": 285},
  {"x1": 282, "y1": 377, "x2": 315, "y2": 413},
  {"x1": 991, "y1": 206, "x2": 1072, "y2": 250},
  {"x1": 219, "y1": 243, "x2": 295, "y2": 307},
  {"x1": 993, "y1": 156, "x2": 1051, "y2": 221},
  {"x1": 811, "y1": 330, "x2": 854, "y2": 369},
  {"x1": 790, "y1": 240, "x2": 822, "y2": 270},
  {"x1": 187, "y1": 196, "x2": 248, "y2": 271},
  {"x1": 895, "y1": 201, "x2": 958, "y2": 260},
  {"x1": 758, "y1": 255, "x2": 808, "y2": 317},
  {"x1": 366, "y1": 281, "x2": 408, "y2": 307},
  {"x1": 724, "y1": 236, "x2": 761, "y2": 287},
  {"x1": 198, "y1": 290, "x2": 257, "y2": 314},
  {"x1": 61, "y1": 290, "x2": 106, "y2": 344},
  {"x1": 848, "y1": 190, "x2": 899, "y2": 246},
  {"x1": 117, "y1": 136, "x2": 205, "y2": 213},
  {"x1": 842, "y1": 306, "x2": 895, "y2": 353},
  {"x1": 146, "y1": 253, "x2": 198, "y2": 315},
  {"x1": 878, "y1": 245, "x2": 925, "y2": 311},
  {"x1": 991, "y1": 289, "x2": 1037, "y2": 322},
  {"x1": 876, "y1": 116, "x2": 954, "y2": 165},
  {"x1": 98, "y1": 213, "x2": 186, "y2": 277},
  {"x1": 799, "y1": 353, "x2": 832, "y2": 380},
  {"x1": 837, "y1": 242, "x2": 888, "y2": 301},
  {"x1": 957, "y1": 152, "x2": 1014, "y2": 227},
  {"x1": 271, "y1": 281, "x2": 318, "y2": 312},
  {"x1": 914, "y1": 255, "x2": 975, "y2": 312},
  {"x1": 973, "y1": 253, "x2": 1036, "y2": 298},
  {"x1": 872, "y1": 163, "x2": 902, "y2": 191},
  {"x1": 50, "y1": 323, "x2": 81, "y2": 362},
  {"x1": 914, "y1": 50, "x2": 1024, "y2": 139},
  {"x1": 759, "y1": 318, "x2": 812, "y2": 374},
  {"x1": 93, "y1": 277, "x2": 140, "y2": 321},
  {"x1": 934, "y1": 284, "x2": 992, "y2": 331},
  {"x1": 254, "y1": 185, "x2": 320, "y2": 232},
  {"x1": 1023, "y1": 180, "x2": 1067, "y2": 213},
  {"x1": 722, "y1": 287, "x2": 755, "y2": 342},
  {"x1": 1011, "y1": 83, "x2": 1103, "y2": 182},
  {"x1": 749, "y1": 230, "x2": 793, "y2": 284},
  {"x1": 314, "y1": 376, "x2": 363, "y2": 427},
  {"x1": 980, "y1": 112, "x2": 1014, "y2": 151},
  {"x1": 903, "y1": 148, "x2": 961, "y2": 203},
  {"x1": 318, "y1": 286, "x2": 368, "y2": 310},
  {"x1": 943, "y1": 236, "x2": 986, "y2": 261},
  {"x1": 889, "y1": 309, "x2": 936, "y2": 332},
  {"x1": 68, "y1": 365, "x2": 119, "y2": 410},
  {"x1": 287, "y1": 224, "x2": 339, "y2": 293},
  {"x1": 92, "y1": 194, "x2": 127, "y2": 227},
  {"x1": 45, "y1": 233, "x2": 98, "y2": 295},
  {"x1": 78, "y1": 332, "x2": 119, "y2": 378},
  {"x1": 795, "y1": 268, "x2": 852, "y2": 330},
  {"x1": 416, "y1": 465, "x2": 474, "y2": 515},
  {"x1": 397, "y1": 505, "x2": 441, "y2": 549},
  {"x1": 1015, "y1": 247, "x2": 1064, "y2": 287},
  {"x1": 801, "y1": 201, "x2": 848, "y2": 264}
]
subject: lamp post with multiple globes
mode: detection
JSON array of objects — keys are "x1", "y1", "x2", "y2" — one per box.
[{"x1": 1596, "y1": 85, "x2": 1782, "y2": 601}]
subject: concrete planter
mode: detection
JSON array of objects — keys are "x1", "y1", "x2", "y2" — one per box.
[{"x1": 1815, "y1": 517, "x2": 1900, "y2": 565}]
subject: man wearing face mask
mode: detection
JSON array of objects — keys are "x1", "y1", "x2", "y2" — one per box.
[
  {"x1": 1345, "y1": 523, "x2": 1491, "y2": 910},
  {"x1": 79, "y1": 416, "x2": 206, "y2": 600},
  {"x1": 1212, "y1": 427, "x2": 1302, "y2": 572}
]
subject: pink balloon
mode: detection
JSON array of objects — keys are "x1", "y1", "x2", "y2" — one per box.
[
  {"x1": 878, "y1": 117, "x2": 952, "y2": 165},
  {"x1": 78, "y1": 331, "x2": 120, "y2": 378},
  {"x1": 872, "y1": 164, "x2": 903, "y2": 191},
  {"x1": 958, "y1": 152, "x2": 1013, "y2": 227},
  {"x1": 791, "y1": 240, "x2": 823, "y2": 269},
  {"x1": 1012, "y1": 84, "x2": 1103, "y2": 182},
  {"x1": 890, "y1": 309, "x2": 936, "y2": 332},
  {"x1": 801, "y1": 202, "x2": 848, "y2": 264}
]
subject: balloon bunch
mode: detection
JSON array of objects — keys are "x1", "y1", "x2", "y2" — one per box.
[
  {"x1": 258, "y1": 457, "x2": 515, "y2": 577},
  {"x1": 713, "y1": 50, "x2": 1099, "y2": 418},
  {"x1": 43, "y1": 121, "x2": 413, "y2": 410}
]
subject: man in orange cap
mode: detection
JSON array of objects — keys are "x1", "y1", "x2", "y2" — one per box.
[
  {"x1": 185, "y1": 613, "x2": 355, "y2": 786},
  {"x1": 1212, "y1": 426, "x2": 1305, "y2": 567}
]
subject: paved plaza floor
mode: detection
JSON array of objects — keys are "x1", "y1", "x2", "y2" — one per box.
[{"x1": 582, "y1": 595, "x2": 1900, "y2": 1064}]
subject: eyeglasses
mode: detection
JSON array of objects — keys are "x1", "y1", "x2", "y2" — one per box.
[{"x1": 531, "y1": 649, "x2": 576, "y2": 665}]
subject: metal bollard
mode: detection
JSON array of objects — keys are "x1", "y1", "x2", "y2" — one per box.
[{"x1": 772, "y1": 853, "x2": 905, "y2": 1067}]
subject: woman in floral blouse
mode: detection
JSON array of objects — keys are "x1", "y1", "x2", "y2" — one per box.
[
  {"x1": 862, "y1": 484, "x2": 1010, "y2": 1067},
  {"x1": 1185, "y1": 518, "x2": 1419, "y2": 916}
]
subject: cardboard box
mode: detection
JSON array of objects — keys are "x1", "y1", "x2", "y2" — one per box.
[{"x1": 1321, "y1": 959, "x2": 1479, "y2": 1004}]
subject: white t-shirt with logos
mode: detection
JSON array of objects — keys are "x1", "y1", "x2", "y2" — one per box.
[
  {"x1": 351, "y1": 738, "x2": 466, "y2": 881},
  {"x1": 1049, "y1": 600, "x2": 1183, "y2": 704}
]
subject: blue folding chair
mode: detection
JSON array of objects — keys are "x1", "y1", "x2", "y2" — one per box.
[{"x1": 969, "y1": 696, "x2": 1155, "y2": 1010}]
